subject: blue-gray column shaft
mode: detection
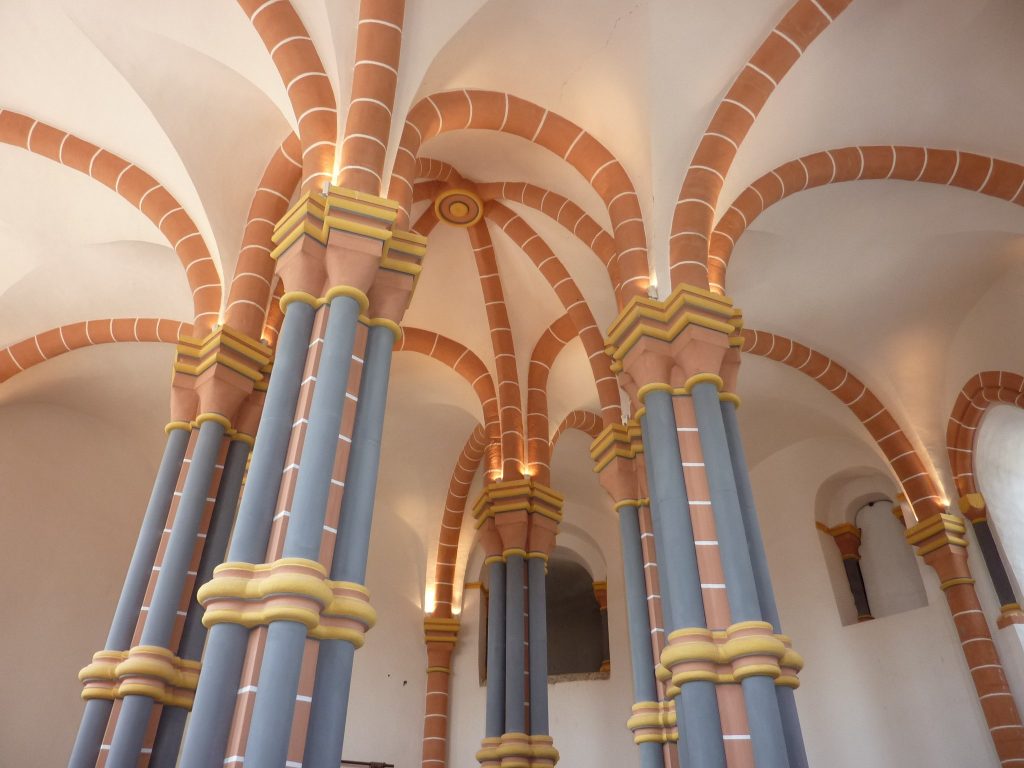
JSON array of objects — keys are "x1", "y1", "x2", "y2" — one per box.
[
  {"x1": 67, "y1": 428, "x2": 189, "y2": 768},
  {"x1": 504, "y1": 553, "x2": 526, "y2": 734},
  {"x1": 244, "y1": 295, "x2": 362, "y2": 768},
  {"x1": 106, "y1": 419, "x2": 227, "y2": 768},
  {"x1": 485, "y1": 561, "x2": 507, "y2": 738},
  {"x1": 691, "y1": 383, "x2": 788, "y2": 768},
  {"x1": 149, "y1": 437, "x2": 251, "y2": 768},
  {"x1": 303, "y1": 324, "x2": 395, "y2": 768},
  {"x1": 721, "y1": 400, "x2": 808, "y2": 768},
  {"x1": 618, "y1": 504, "x2": 666, "y2": 768},
  {"x1": 842, "y1": 559, "x2": 872, "y2": 619},
  {"x1": 178, "y1": 301, "x2": 315, "y2": 768},
  {"x1": 527, "y1": 557, "x2": 549, "y2": 735},
  {"x1": 641, "y1": 394, "x2": 725, "y2": 768}
]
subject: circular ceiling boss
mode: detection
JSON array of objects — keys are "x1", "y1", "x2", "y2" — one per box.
[{"x1": 434, "y1": 188, "x2": 484, "y2": 227}]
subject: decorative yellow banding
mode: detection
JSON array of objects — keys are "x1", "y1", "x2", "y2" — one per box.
[
  {"x1": 486, "y1": 732, "x2": 558, "y2": 767},
  {"x1": 529, "y1": 733, "x2": 560, "y2": 764},
  {"x1": 278, "y1": 293, "x2": 403, "y2": 344},
  {"x1": 503, "y1": 547, "x2": 529, "y2": 559},
  {"x1": 476, "y1": 736, "x2": 502, "y2": 764},
  {"x1": 613, "y1": 498, "x2": 649, "y2": 511},
  {"x1": 165, "y1": 420, "x2": 192, "y2": 434},
  {"x1": 627, "y1": 700, "x2": 678, "y2": 744},
  {"x1": 472, "y1": 478, "x2": 564, "y2": 528},
  {"x1": 174, "y1": 352, "x2": 264, "y2": 383},
  {"x1": 633, "y1": 378, "x2": 738, "y2": 405},
  {"x1": 685, "y1": 373, "x2": 725, "y2": 390},
  {"x1": 426, "y1": 666, "x2": 451, "y2": 674},
  {"x1": 959, "y1": 492, "x2": 986, "y2": 514},
  {"x1": 270, "y1": 186, "x2": 400, "y2": 260},
  {"x1": 78, "y1": 646, "x2": 200, "y2": 709},
  {"x1": 272, "y1": 191, "x2": 328, "y2": 252},
  {"x1": 323, "y1": 285, "x2": 370, "y2": 313},
  {"x1": 198, "y1": 558, "x2": 376, "y2": 647},
  {"x1": 1002, "y1": 603, "x2": 1022, "y2": 613},
  {"x1": 635, "y1": 382, "x2": 675, "y2": 402},
  {"x1": 280, "y1": 290, "x2": 321, "y2": 311},
  {"x1": 173, "y1": 326, "x2": 271, "y2": 386},
  {"x1": 905, "y1": 513, "x2": 969, "y2": 556},
  {"x1": 187, "y1": 326, "x2": 271, "y2": 367},
  {"x1": 719, "y1": 392, "x2": 742, "y2": 408},
  {"x1": 905, "y1": 513, "x2": 967, "y2": 547},
  {"x1": 940, "y1": 577, "x2": 976, "y2": 591},
  {"x1": 382, "y1": 229, "x2": 428, "y2": 285},
  {"x1": 824, "y1": 523, "x2": 861, "y2": 539},
  {"x1": 195, "y1": 412, "x2": 233, "y2": 431},
  {"x1": 424, "y1": 616, "x2": 460, "y2": 646},
  {"x1": 605, "y1": 283, "x2": 736, "y2": 365},
  {"x1": 659, "y1": 622, "x2": 797, "y2": 691},
  {"x1": 589, "y1": 420, "x2": 644, "y2": 473},
  {"x1": 231, "y1": 432, "x2": 255, "y2": 448}
]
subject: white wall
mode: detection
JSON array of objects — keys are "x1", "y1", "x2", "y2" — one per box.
[
  {"x1": 857, "y1": 501, "x2": 928, "y2": 619},
  {"x1": 4, "y1": 354, "x2": 1019, "y2": 767},
  {"x1": 0, "y1": 401, "x2": 164, "y2": 764},
  {"x1": 752, "y1": 436, "x2": 1000, "y2": 768},
  {"x1": 977, "y1": 404, "x2": 1024, "y2": 588}
]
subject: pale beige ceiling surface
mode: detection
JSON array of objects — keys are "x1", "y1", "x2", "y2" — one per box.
[{"x1": 0, "y1": 0, "x2": 1021, "y2": 568}]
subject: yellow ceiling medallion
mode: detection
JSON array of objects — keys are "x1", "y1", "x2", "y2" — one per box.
[{"x1": 434, "y1": 188, "x2": 484, "y2": 227}]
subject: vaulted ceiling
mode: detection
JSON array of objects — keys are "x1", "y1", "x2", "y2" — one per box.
[{"x1": 2, "y1": 0, "x2": 1023, "y2": 603}]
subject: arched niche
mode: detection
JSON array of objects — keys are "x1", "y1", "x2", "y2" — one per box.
[
  {"x1": 976, "y1": 404, "x2": 1024, "y2": 595},
  {"x1": 815, "y1": 468, "x2": 927, "y2": 626},
  {"x1": 473, "y1": 539, "x2": 610, "y2": 684}
]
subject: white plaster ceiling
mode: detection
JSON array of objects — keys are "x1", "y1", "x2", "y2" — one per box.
[{"x1": 0, "y1": 0, "x2": 1022, "y2": 579}]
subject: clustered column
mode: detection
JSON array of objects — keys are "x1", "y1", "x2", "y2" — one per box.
[
  {"x1": 820, "y1": 523, "x2": 873, "y2": 622},
  {"x1": 474, "y1": 479, "x2": 563, "y2": 768},
  {"x1": 71, "y1": 326, "x2": 272, "y2": 768},
  {"x1": 602, "y1": 285, "x2": 807, "y2": 768},
  {"x1": 176, "y1": 185, "x2": 425, "y2": 768},
  {"x1": 592, "y1": 422, "x2": 672, "y2": 768}
]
